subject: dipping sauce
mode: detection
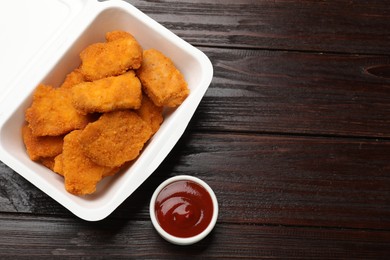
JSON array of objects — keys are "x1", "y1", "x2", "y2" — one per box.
[{"x1": 154, "y1": 180, "x2": 214, "y2": 238}]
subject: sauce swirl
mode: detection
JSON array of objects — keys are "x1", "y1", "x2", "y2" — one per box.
[{"x1": 154, "y1": 180, "x2": 214, "y2": 238}]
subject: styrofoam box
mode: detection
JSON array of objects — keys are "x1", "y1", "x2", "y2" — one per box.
[{"x1": 0, "y1": 0, "x2": 213, "y2": 221}]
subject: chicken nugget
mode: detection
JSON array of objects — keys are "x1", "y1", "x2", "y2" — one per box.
[
  {"x1": 103, "y1": 167, "x2": 123, "y2": 178},
  {"x1": 79, "y1": 31, "x2": 142, "y2": 81},
  {"x1": 59, "y1": 68, "x2": 85, "y2": 89},
  {"x1": 136, "y1": 94, "x2": 163, "y2": 134},
  {"x1": 53, "y1": 154, "x2": 64, "y2": 176},
  {"x1": 136, "y1": 49, "x2": 189, "y2": 107},
  {"x1": 22, "y1": 124, "x2": 63, "y2": 161},
  {"x1": 62, "y1": 130, "x2": 118, "y2": 195},
  {"x1": 79, "y1": 110, "x2": 152, "y2": 167},
  {"x1": 40, "y1": 157, "x2": 56, "y2": 171},
  {"x1": 54, "y1": 135, "x2": 122, "y2": 178},
  {"x1": 72, "y1": 71, "x2": 142, "y2": 114},
  {"x1": 25, "y1": 84, "x2": 90, "y2": 136},
  {"x1": 105, "y1": 30, "x2": 132, "y2": 42}
]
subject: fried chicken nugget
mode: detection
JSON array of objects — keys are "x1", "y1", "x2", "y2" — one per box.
[
  {"x1": 53, "y1": 154, "x2": 64, "y2": 176},
  {"x1": 54, "y1": 153, "x2": 115, "y2": 178},
  {"x1": 79, "y1": 31, "x2": 142, "y2": 81},
  {"x1": 62, "y1": 130, "x2": 118, "y2": 195},
  {"x1": 40, "y1": 157, "x2": 56, "y2": 171},
  {"x1": 60, "y1": 68, "x2": 85, "y2": 89},
  {"x1": 22, "y1": 124, "x2": 63, "y2": 161},
  {"x1": 136, "y1": 49, "x2": 189, "y2": 107},
  {"x1": 72, "y1": 71, "x2": 142, "y2": 114},
  {"x1": 25, "y1": 84, "x2": 90, "y2": 136},
  {"x1": 105, "y1": 30, "x2": 132, "y2": 42},
  {"x1": 79, "y1": 110, "x2": 152, "y2": 167},
  {"x1": 136, "y1": 94, "x2": 163, "y2": 135}
]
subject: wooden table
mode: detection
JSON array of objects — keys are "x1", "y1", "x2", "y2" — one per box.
[{"x1": 1, "y1": 0, "x2": 389, "y2": 258}]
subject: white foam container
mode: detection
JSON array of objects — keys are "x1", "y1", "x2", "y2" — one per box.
[{"x1": 0, "y1": 0, "x2": 213, "y2": 221}]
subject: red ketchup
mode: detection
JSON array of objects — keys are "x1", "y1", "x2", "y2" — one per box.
[{"x1": 154, "y1": 180, "x2": 214, "y2": 238}]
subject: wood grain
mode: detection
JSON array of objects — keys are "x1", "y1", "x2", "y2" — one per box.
[
  {"x1": 0, "y1": 0, "x2": 389, "y2": 258},
  {"x1": 130, "y1": 0, "x2": 390, "y2": 54},
  {"x1": 194, "y1": 48, "x2": 390, "y2": 137},
  {"x1": 2, "y1": 133, "x2": 389, "y2": 230},
  {"x1": 0, "y1": 214, "x2": 388, "y2": 259},
  {"x1": 110, "y1": 133, "x2": 390, "y2": 230}
]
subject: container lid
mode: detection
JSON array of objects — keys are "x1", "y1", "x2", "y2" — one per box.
[{"x1": 0, "y1": 0, "x2": 86, "y2": 103}]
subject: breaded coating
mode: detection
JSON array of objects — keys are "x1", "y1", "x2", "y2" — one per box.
[
  {"x1": 79, "y1": 110, "x2": 152, "y2": 167},
  {"x1": 72, "y1": 71, "x2": 142, "y2": 114},
  {"x1": 79, "y1": 31, "x2": 143, "y2": 81},
  {"x1": 136, "y1": 95, "x2": 163, "y2": 134},
  {"x1": 53, "y1": 154, "x2": 64, "y2": 176},
  {"x1": 54, "y1": 151, "x2": 117, "y2": 179},
  {"x1": 59, "y1": 68, "x2": 85, "y2": 89},
  {"x1": 103, "y1": 167, "x2": 122, "y2": 177},
  {"x1": 25, "y1": 84, "x2": 90, "y2": 136},
  {"x1": 40, "y1": 157, "x2": 56, "y2": 171},
  {"x1": 105, "y1": 30, "x2": 132, "y2": 42},
  {"x1": 136, "y1": 49, "x2": 189, "y2": 107},
  {"x1": 22, "y1": 124, "x2": 63, "y2": 161},
  {"x1": 21, "y1": 31, "x2": 193, "y2": 196},
  {"x1": 62, "y1": 130, "x2": 118, "y2": 195}
]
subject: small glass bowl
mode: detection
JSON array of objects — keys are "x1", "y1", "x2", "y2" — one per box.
[{"x1": 149, "y1": 175, "x2": 218, "y2": 245}]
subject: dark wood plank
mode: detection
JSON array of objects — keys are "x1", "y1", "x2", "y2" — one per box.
[
  {"x1": 1, "y1": 133, "x2": 389, "y2": 230},
  {"x1": 128, "y1": 0, "x2": 390, "y2": 54},
  {"x1": 1, "y1": 1, "x2": 388, "y2": 258},
  {"x1": 195, "y1": 47, "x2": 390, "y2": 137},
  {"x1": 0, "y1": 214, "x2": 388, "y2": 259}
]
